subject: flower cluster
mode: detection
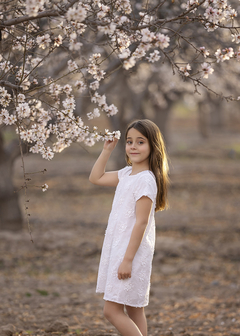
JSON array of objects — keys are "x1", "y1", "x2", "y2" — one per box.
[
  {"x1": 87, "y1": 54, "x2": 106, "y2": 81},
  {"x1": 180, "y1": 64, "x2": 191, "y2": 77},
  {"x1": 0, "y1": 109, "x2": 17, "y2": 125},
  {"x1": 25, "y1": 0, "x2": 45, "y2": 17},
  {"x1": 203, "y1": 1, "x2": 237, "y2": 31},
  {"x1": 66, "y1": 3, "x2": 87, "y2": 23},
  {"x1": 201, "y1": 62, "x2": 214, "y2": 78},
  {"x1": 185, "y1": 0, "x2": 238, "y2": 32},
  {"x1": 123, "y1": 29, "x2": 169, "y2": 70},
  {"x1": 36, "y1": 34, "x2": 51, "y2": 49},
  {"x1": 91, "y1": 93, "x2": 118, "y2": 117},
  {"x1": 215, "y1": 48, "x2": 234, "y2": 62},
  {"x1": 0, "y1": 87, "x2": 12, "y2": 107}
]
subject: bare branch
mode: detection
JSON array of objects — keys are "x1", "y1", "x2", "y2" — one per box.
[
  {"x1": 0, "y1": 80, "x2": 22, "y2": 92},
  {"x1": 0, "y1": 0, "x2": 79, "y2": 28}
]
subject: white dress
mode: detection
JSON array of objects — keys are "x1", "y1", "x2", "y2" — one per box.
[{"x1": 96, "y1": 166, "x2": 157, "y2": 307}]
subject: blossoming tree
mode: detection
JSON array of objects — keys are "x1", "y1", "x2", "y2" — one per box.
[{"x1": 0, "y1": 0, "x2": 240, "y2": 230}]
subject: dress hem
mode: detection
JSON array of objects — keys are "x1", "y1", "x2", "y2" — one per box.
[{"x1": 96, "y1": 290, "x2": 148, "y2": 308}]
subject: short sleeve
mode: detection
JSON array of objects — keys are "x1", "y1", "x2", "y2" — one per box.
[
  {"x1": 118, "y1": 166, "x2": 131, "y2": 180},
  {"x1": 133, "y1": 173, "x2": 157, "y2": 203}
]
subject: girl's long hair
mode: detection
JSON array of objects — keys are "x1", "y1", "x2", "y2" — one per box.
[{"x1": 125, "y1": 119, "x2": 169, "y2": 212}]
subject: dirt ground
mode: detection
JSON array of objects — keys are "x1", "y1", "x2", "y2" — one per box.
[{"x1": 0, "y1": 119, "x2": 240, "y2": 336}]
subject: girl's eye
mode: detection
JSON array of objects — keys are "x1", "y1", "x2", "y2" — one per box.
[{"x1": 126, "y1": 141, "x2": 132, "y2": 145}]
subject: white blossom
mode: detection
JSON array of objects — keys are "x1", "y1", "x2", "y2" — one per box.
[
  {"x1": 0, "y1": 109, "x2": 17, "y2": 125},
  {"x1": 156, "y1": 33, "x2": 170, "y2": 49},
  {"x1": 0, "y1": 60, "x2": 13, "y2": 72},
  {"x1": 91, "y1": 92, "x2": 106, "y2": 106},
  {"x1": 119, "y1": 48, "x2": 131, "y2": 59},
  {"x1": 42, "y1": 184, "x2": 48, "y2": 192},
  {"x1": 54, "y1": 35, "x2": 63, "y2": 47},
  {"x1": 89, "y1": 81, "x2": 99, "y2": 90},
  {"x1": 141, "y1": 28, "x2": 154, "y2": 43},
  {"x1": 147, "y1": 50, "x2": 161, "y2": 63},
  {"x1": 225, "y1": 8, "x2": 237, "y2": 21},
  {"x1": 63, "y1": 84, "x2": 72, "y2": 94},
  {"x1": 66, "y1": 4, "x2": 87, "y2": 23},
  {"x1": 41, "y1": 146, "x2": 54, "y2": 160},
  {"x1": 16, "y1": 103, "x2": 31, "y2": 118},
  {"x1": 87, "y1": 108, "x2": 100, "y2": 120},
  {"x1": 200, "y1": 47, "x2": 210, "y2": 58},
  {"x1": 26, "y1": 0, "x2": 45, "y2": 16},
  {"x1": 201, "y1": 62, "x2": 214, "y2": 78},
  {"x1": 36, "y1": 34, "x2": 51, "y2": 49},
  {"x1": 31, "y1": 57, "x2": 42, "y2": 68},
  {"x1": 84, "y1": 137, "x2": 95, "y2": 147},
  {"x1": 98, "y1": 23, "x2": 116, "y2": 35},
  {"x1": 68, "y1": 60, "x2": 78, "y2": 72},
  {"x1": 69, "y1": 40, "x2": 82, "y2": 51},
  {"x1": 123, "y1": 57, "x2": 136, "y2": 70},
  {"x1": 223, "y1": 47, "x2": 234, "y2": 60},
  {"x1": 113, "y1": 130, "x2": 121, "y2": 139},
  {"x1": 75, "y1": 80, "x2": 87, "y2": 92},
  {"x1": 215, "y1": 48, "x2": 234, "y2": 62},
  {"x1": 179, "y1": 64, "x2": 191, "y2": 76},
  {"x1": 231, "y1": 34, "x2": 240, "y2": 44},
  {"x1": 105, "y1": 104, "x2": 118, "y2": 116}
]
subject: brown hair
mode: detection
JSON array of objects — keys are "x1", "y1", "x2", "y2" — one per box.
[{"x1": 125, "y1": 119, "x2": 169, "y2": 212}]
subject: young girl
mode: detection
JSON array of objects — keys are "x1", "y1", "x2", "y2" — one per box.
[{"x1": 89, "y1": 119, "x2": 169, "y2": 336}]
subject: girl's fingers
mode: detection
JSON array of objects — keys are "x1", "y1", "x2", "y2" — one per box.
[
  {"x1": 104, "y1": 139, "x2": 118, "y2": 151},
  {"x1": 118, "y1": 272, "x2": 131, "y2": 280}
]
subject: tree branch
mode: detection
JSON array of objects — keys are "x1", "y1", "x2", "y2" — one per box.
[
  {"x1": 0, "y1": 80, "x2": 22, "y2": 92},
  {"x1": 0, "y1": 0, "x2": 79, "y2": 28}
]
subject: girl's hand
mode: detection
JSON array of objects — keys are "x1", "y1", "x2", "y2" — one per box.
[
  {"x1": 103, "y1": 138, "x2": 118, "y2": 152},
  {"x1": 118, "y1": 259, "x2": 132, "y2": 280}
]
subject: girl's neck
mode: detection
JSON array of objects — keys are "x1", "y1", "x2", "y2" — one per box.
[{"x1": 130, "y1": 162, "x2": 150, "y2": 175}]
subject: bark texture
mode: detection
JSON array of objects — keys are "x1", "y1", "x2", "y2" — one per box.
[{"x1": 0, "y1": 133, "x2": 23, "y2": 231}]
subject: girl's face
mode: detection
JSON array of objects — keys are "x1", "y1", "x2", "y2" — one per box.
[{"x1": 126, "y1": 128, "x2": 151, "y2": 166}]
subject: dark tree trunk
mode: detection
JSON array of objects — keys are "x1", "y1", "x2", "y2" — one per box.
[
  {"x1": 0, "y1": 133, "x2": 23, "y2": 231},
  {"x1": 210, "y1": 101, "x2": 224, "y2": 131},
  {"x1": 153, "y1": 104, "x2": 170, "y2": 145},
  {"x1": 198, "y1": 102, "x2": 209, "y2": 138}
]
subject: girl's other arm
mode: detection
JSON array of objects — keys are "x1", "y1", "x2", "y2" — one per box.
[
  {"x1": 89, "y1": 138, "x2": 119, "y2": 187},
  {"x1": 118, "y1": 196, "x2": 153, "y2": 280}
]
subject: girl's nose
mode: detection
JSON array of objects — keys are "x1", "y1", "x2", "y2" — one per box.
[{"x1": 130, "y1": 142, "x2": 136, "y2": 149}]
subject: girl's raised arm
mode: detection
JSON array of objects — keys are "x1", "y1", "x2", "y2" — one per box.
[{"x1": 89, "y1": 138, "x2": 119, "y2": 187}]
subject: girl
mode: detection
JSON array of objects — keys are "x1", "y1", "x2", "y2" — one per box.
[{"x1": 89, "y1": 119, "x2": 169, "y2": 336}]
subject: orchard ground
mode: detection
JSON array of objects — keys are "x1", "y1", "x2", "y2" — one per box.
[{"x1": 0, "y1": 115, "x2": 240, "y2": 336}]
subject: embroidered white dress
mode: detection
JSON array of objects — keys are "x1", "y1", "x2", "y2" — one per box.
[{"x1": 96, "y1": 166, "x2": 157, "y2": 307}]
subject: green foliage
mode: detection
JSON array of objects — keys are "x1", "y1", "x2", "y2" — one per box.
[
  {"x1": 36, "y1": 289, "x2": 49, "y2": 296},
  {"x1": 227, "y1": 143, "x2": 240, "y2": 159}
]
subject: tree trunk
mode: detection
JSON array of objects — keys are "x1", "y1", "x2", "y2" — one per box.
[
  {"x1": 0, "y1": 133, "x2": 23, "y2": 231},
  {"x1": 153, "y1": 104, "x2": 170, "y2": 145},
  {"x1": 210, "y1": 101, "x2": 224, "y2": 131},
  {"x1": 198, "y1": 102, "x2": 209, "y2": 138}
]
